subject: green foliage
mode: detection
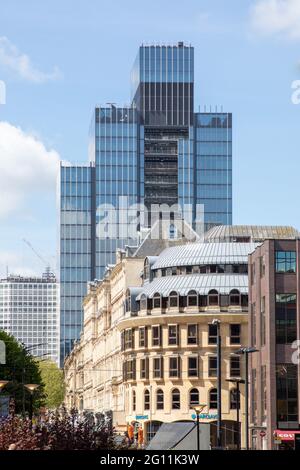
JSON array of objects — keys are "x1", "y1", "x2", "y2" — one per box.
[
  {"x1": 0, "y1": 330, "x2": 45, "y2": 414},
  {"x1": 38, "y1": 360, "x2": 65, "y2": 409}
]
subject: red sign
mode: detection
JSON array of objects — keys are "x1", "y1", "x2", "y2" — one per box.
[
  {"x1": 260, "y1": 431, "x2": 266, "y2": 438},
  {"x1": 275, "y1": 430, "x2": 300, "y2": 441}
]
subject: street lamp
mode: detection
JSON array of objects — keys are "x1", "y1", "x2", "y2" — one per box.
[
  {"x1": 193, "y1": 404, "x2": 206, "y2": 451},
  {"x1": 235, "y1": 347, "x2": 258, "y2": 450},
  {"x1": 0, "y1": 380, "x2": 9, "y2": 392},
  {"x1": 212, "y1": 318, "x2": 222, "y2": 448},
  {"x1": 24, "y1": 384, "x2": 40, "y2": 425},
  {"x1": 226, "y1": 378, "x2": 245, "y2": 450}
]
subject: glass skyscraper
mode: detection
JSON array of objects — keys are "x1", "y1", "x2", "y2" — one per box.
[{"x1": 59, "y1": 42, "x2": 232, "y2": 363}]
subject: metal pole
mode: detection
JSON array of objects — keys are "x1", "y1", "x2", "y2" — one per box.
[
  {"x1": 197, "y1": 412, "x2": 200, "y2": 451},
  {"x1": 217, "y1": 322, "x2": 222, "y2": 448},
  {"x1": 236, "y1": 381, "x2": 240, "y2": 450},
  {"x1": 245, "y1": 352, "x2": 249, "y2": 450}
]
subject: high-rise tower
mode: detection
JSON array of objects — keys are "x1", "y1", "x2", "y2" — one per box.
[{"x1": 59, "y1": 42, "x2": 232, "y2": 362}]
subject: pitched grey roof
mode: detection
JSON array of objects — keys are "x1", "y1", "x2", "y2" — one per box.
[
  {"x1": 205, "y1": 225, "x2": 299, "y2": 242},
  {"x1": 136, "y1": 274, "x2": 248, "y2": 298},
  {"x1": 151, "y1": 242, "x2": 257, "y2": 270}
]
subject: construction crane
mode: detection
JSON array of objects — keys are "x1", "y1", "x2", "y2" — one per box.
[{"x1": 22, "y1": 239, "x2": 55, "y2": 278}]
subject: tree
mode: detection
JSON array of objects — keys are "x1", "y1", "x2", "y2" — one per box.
[
  {"x1": 38, "y1": 360, "x2": 65, "y2": 409},
  {"x1": 0, "y1": 330, "x2": 44, "y2": 414}
]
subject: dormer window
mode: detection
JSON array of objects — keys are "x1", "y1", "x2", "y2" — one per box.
[
  {"x1": 169, "y1": 291, "x2": 179, "y2": 308},
  {"x1": 208, "y1": 289, "x2": 219, "y2": 306},
  {"x1": 187, "y1": 290, "x2": 198, "y2": 307},
  {"x1": 229, "y1": 289, "x2": 241, "y2": 306},
  {"x1": 153, "y1": 293, "x2": 161, "y2": 309}
]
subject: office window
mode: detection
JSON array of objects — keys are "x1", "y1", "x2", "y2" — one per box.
[
  {"x1": 172, "y1": 388, "x2": 180, "y2": 409},
  {"x1": 209, "y1": 388, "x2": 217, "y2": 409},
  {"x1": 259, "y1": 255, "x2": 266, "y2": 278},
  {"x1": 276, "y1": 251, "x2": 296, "y2": 274},
  {"x1": 144, "y1": 389, "x2": 150, "y2": 410},
  {"x1": 168, "y1": 325, "x2": 178, "y2": 346},
  {"x1": 187, "y1": 324, "x2": 197, "y2": 344},
  {"x1": 209, "y1": 356, "x2": 217, "y2": 377},
  {"x1": 230, "y1": 389, "x2": 240, "y2": 410},
  {"x1": 125, "y1": 328, "x2": 134, "y2": 349},
  {"x1": 169, "y1": 357, "x2": 180, "y2": 378},
  {"x1": 250, "y1": 369, "x2": 257, "y2": 424},
  {"x1": 261, "y1": 297, "x2": 266, "y2": 346},
  {"x1": 230, "y1": 324, "x2": 241, "y2": 344},
  {"x1": 124, "y1": 359, "x2": 136, "y2": 381},
  {"x1": 208, "y1": 324, "x2": 217, "y2": 344},
  {"x1": 190, "y1": 388, "x2": 199, "y2": 407},
  {"x1": 261, "y1": 365, "x2": 266, "y2": 422},
  {"x1": 275, "y1": 294, "x2": 297, "y2": 344},
  {"x1": 152, "y1": 325, "x2": 161, "y2": 347},
  {"x1": 230, "y1": 355, "x2": 240, "y2": 377},
  {"x1": 140, "y1": 358, "x2": 149, "y2": 379},
  {"x1": 153, "y1": 357, "x2": 163, "y2": 379},
  {"x1": 251, "y1": 262, "x2": 256, "y2": 285},
  {"x1": 188, "y1": 356, "x2": 198, "y2": 377},
  {"x1": 156, "y1": 389, "x2": 164, "y2": 410},
  {"x1": 139, "y1": 327, "x2": 147, "y2": 348},
  {"x1": 276, "y1": 364, "x2": 298, "y2": 424},
  {"x1": 132, "y1": 390, "x2": 136, "y2": 411},
  {"x1": 251, "y1": 303, "x2": 256, "y2": 346}
]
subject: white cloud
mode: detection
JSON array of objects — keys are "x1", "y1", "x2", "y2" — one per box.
[
  {"x1": 0, "y1": 36, "x2": 62, "y2": 83},
  {"x1": 0, "y1": 121, "x2": 60, "y2": 218},
  {"x1": 251, "y1": 0, "x2": 300, "y2": 39}
]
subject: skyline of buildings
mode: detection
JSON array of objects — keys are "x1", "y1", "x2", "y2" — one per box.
[{"x1": 59, "y1": 42, "x2": 233, "y2": 363}]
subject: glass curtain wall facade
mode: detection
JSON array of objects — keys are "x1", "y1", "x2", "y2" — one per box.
[
  {"x1": 59, "y1": 164, "x2": 95, "y2": 360},
  {"x1": 59, "y1": 42, "x2": 233, "y2": 363}
]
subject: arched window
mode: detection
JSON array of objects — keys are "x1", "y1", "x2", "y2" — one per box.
[
  {"x1": 187, "y1": 290, "x2": 198, "y2": 307},
  {"x1": 230, "y1": 388, "x2": 240, "y2": 410},
  {"x1": 230, "y1": 289, "x2": 241, "y2": 306},
  {"x1": 190, "y1": 388, "x2": 199, "y2": 408},
  {"x1": 209, "y1": 388, "x2": 218, "y2": 409},
  {"x1": 143, "y1": 259, "x2": 150, "y2": 280},
  {"x1": 132, "y1": 390, "x2": 136, "y2": 411},
  {"x1": 153, "y1": 293, "x2": 161, "y2": 309},
  {"x1": 172, "y1": 388, "x2": 180, "y2": 410},
  {"x1": 140, "y1": 294, "x2": 147, "y2": 311},
  {"x1": 169, "y1": 223, "x2": 177, "y2": 239},
  {"x1": 156, "y1": 389, "x2": 164, "y2": 410},
  {"x1": 208, "y1": 290, "x2": 219, "y2": 306},
  {"x1": 169, "y1": 291, "x2": 179, "y2": 308},
  {"x1": 144, "y1": 389, "x2": 150, "y2": 410}
]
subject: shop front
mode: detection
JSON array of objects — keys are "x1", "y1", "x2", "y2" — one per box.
[{"x1": 274, "y1": 430, "x2": 300, "y2": 450}]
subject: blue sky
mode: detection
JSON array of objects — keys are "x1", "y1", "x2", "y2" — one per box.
[{"x1": 0, "y1": 0, "x2": 299, "y2": 276}]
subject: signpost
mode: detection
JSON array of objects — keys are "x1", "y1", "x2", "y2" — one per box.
[{"x1": 191, "y1": 413, "x2": 218, "y2": 420}]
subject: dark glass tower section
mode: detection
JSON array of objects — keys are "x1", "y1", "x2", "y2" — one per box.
[{"x1": 58, "y1": 42, "x2": 232, "y2": 363}]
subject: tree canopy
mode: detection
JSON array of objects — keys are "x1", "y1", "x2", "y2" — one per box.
[
  {"x1": 38, "y1": 360, "x2": 65, "y2": 409},
  {"x1": 0, "y1": 330, "x2": 44, "y2": 414}
]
